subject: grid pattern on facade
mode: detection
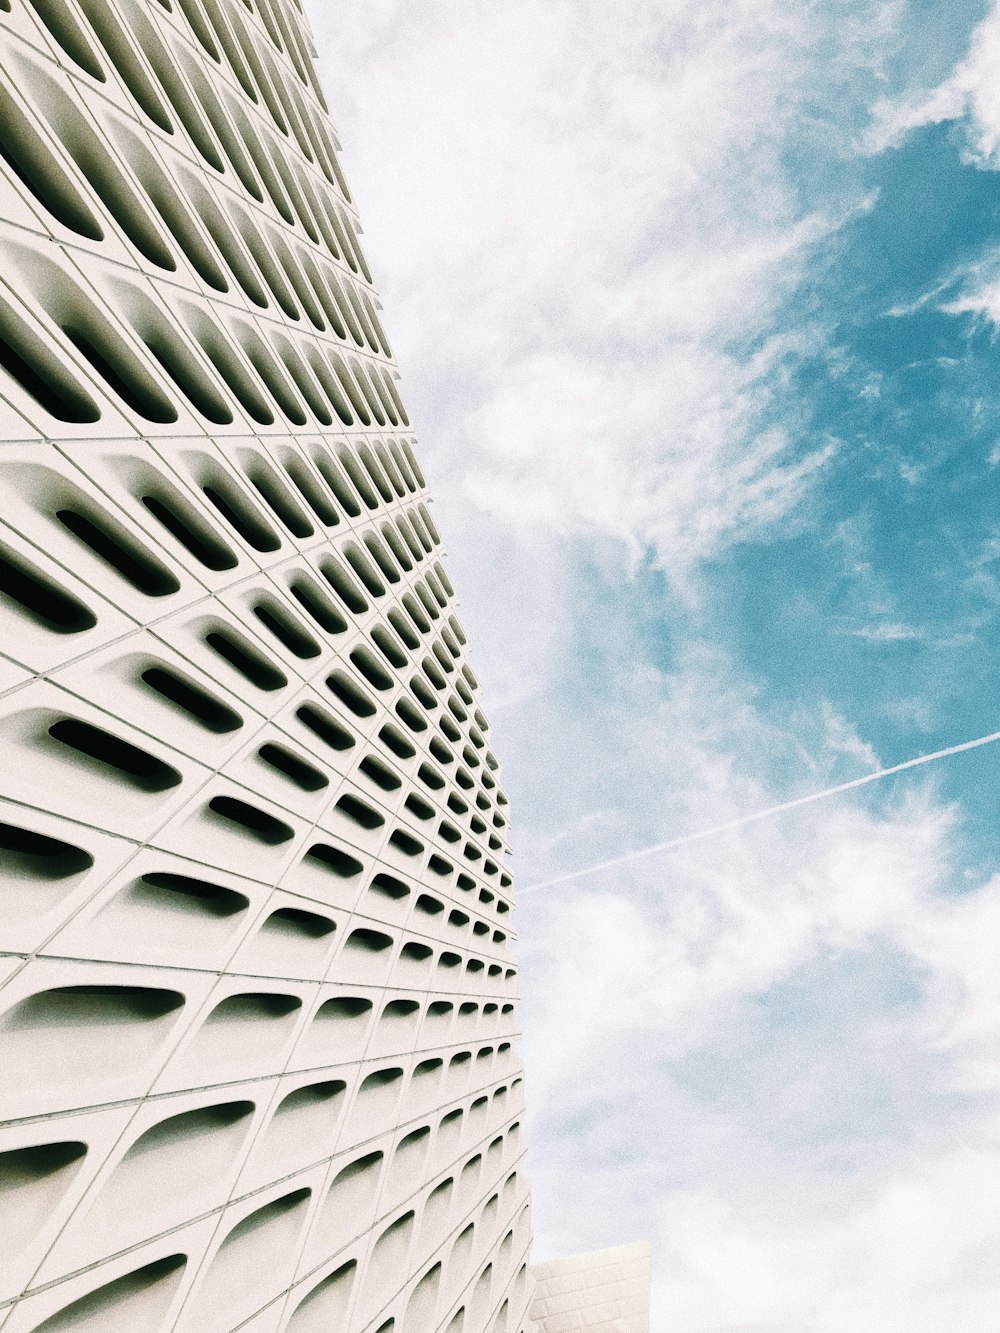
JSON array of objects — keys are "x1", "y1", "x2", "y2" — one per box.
[
  {"x1": 528, "y1": 1243, "x2": 651, "y2": 1333},
  {"x1": 0, "y1": 0, "x2": 532, "y2": 1326}
]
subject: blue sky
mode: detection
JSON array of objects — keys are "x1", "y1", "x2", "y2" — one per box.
[{"x1": 311, "y1": 3, "x2": 1000, "y2": 1326}]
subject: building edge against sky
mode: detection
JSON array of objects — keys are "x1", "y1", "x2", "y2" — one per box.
[{"x1": 0, "y1": 0, "x2": 534, "y2": 1325}]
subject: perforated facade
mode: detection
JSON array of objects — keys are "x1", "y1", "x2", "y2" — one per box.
[{"x1": 0, "y1": 0, "x2": 532, "y2": 1327}]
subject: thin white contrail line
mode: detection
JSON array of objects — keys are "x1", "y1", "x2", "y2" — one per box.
[{"x1": 521, "y1": 727, "x2": 1000, "y2": 894}]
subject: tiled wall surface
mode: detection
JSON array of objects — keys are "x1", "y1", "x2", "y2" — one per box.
[
  {"x1": 528, "y1": 1243, "x2": 651, "y2": 1333},
  {"x1": 0, "y1": 0, "x2": 533, "y2": 1326}
]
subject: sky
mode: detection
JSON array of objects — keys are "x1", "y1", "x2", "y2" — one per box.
[{"x1": 308, "y1": 3, "x2": 1000, "y2": 1327}]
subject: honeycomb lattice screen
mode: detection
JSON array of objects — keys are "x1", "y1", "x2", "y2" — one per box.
[{"x1": 0, "y1": 0, "x2": 534, "y2": 1325}]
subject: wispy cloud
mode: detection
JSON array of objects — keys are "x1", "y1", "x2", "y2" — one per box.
[
  {"x1": 311, "y1": 3, "x2": 1000, "y2": 1328},
  {"x1": 314, "y1": 0, "x2": 901, "y2": 585},
  {"x1": 848, "y1": 622, "x2": 925, "y2": 642},
  {"x1": 865, "y1": 1, "x2": 1000, "y2": 163}
]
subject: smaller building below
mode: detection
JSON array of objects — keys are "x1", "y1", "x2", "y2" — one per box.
[{"x1": 528, "y1": 1239, "x2": 652, "y2": 1332}]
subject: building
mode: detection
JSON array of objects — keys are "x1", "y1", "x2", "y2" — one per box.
[
  {"x1": 528, "y1": 1242, "x2": 651, "y2": 1333},
  {"x1": 0, "y1": 0, "x2": 532, "y2": 1327}
]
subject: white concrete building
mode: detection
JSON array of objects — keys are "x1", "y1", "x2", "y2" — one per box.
[
  {"x1": 529, "y1": 1243, "x2": 651, "y2": 1333},
  {"x1": 0, "y1": 0, "x2": 532, "y2": 1326}
]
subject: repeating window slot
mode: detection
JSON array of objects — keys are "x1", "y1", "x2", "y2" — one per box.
[
  {"x1": 394, "y1": 695, "x2": 427, "y2": 733},
  {"x1": 378, "y1": 722, "x2": 415, "y2": 760},
  {"x1": 416, "y1": 762, "x2": 445, "y2": 792},
  {"x1": 328, "y1": 353, "x2": 371, "y2": 425},
  {"x1": 351, "y1": 360, "x2": 387, "y2": 426},
  {"x1": 216, "y1": 90, "x2": 284, "y2": 210},
  {"x1": 335, "y1": 792, "x2": 384, "y2": 830},
  {"x1": 115, "y1": 133, "x2": 229, "y2": 289},
  {"x1": 288, "y1": 574, "x2": 347, "y2": 634},
  {"x1": 141, "y1": 665, "x2": 243, "y2": 732},
  {"x1": 303, "y1": 347, "x2": 354, "y2": 424},
  {"x1": 173, "y1": 0, "x2": 223, "y2": 63},
  {"x1": 296, "y1": 702, "x2": 354, "y2": 751},
  {"x1": 311, "y1": 452, "x2": 362, "y2": 518},
  {"x1": 304, "y1": 842, "x2": 363, "y2": 878},
  {"x1": 257, "y1": 740, "x2": 328, "y2": 790},
  {"x1": 0, "y1": 77, "x2": 104, "y2": 240},
  {"x1": 178, "y1": 168, "x2": 269, "y2": 305},
  {"x1": 395, "y1": 516, "x2": 426, "y2": 565},
  {"x1": 369, "y1": 871, "x2": 409, "y2": 901},
  {"x1": 371, "y1": 624, "x2": 407, "y2": 669},
  {"x1": 197, "y1": 0, "x2": 262, "y2": 105},
  {"x1": 273, "y1": 336, "x2": 332, "y2": 423},
  {"x1": 30, "y1": 1255, "x2": 187, "y2": 1332},
  {"x1": 282, "y1": 455, "x2": 339, "y2": 525},
  {"x1": 345, "y1": 926, "x2": 392, "y2": 954},
  {"x1": 243, "y1": 458, "x2": 314, "y2": 536},
  {"x1": 233, "y1": 322, "x2": 307, "y2": 423},
  {"x1": 253, "y1": 597, "x2": 321, "y2": 658},
  {"x1": 219, "y1": 0, "x2": 290, "y2": 137},
  {"x1": 117, "y1": 0, "x2": 226, "y2": 172},
  {"x1": 230, "y1": 203, "x2": 299, "y2": 316},
  {"x1": 303, "y1": 256, "x2": 348, "y2": 338},
  {"x1": 47, "y1": 717, "x2": 182, "y2": 791},
  {"x1": 135, "y1": 315, "x2": 234, "y2": 425},
  {"x1": 343, "y1": 541, "x2": 385, "y2": 597},
  {"x1": 387, "y1": 438, "x2": 417, "y2": 490},
  {"x1": 414, "y1": 586, "x2": 441, "y2": 627},
  {"x1": 423, "y1": 658, "x2": 447, "y2": 692},
  {"x1": 56, "y1": 507, "x2": 180, "y2": 595},
  {"x1": 389, "y1": 828, "x2": 422, "y2": 856},
  {"x1": 363, "y1": 530, "x2": 401, "y2": 584},
  {"x1": 288, "y1": 1260, "x2": 356, "y2": 1330},
  {"x1": 76, "y1": 0, "x2": 174, "y2": 130},
  {"x1": 400, "y1": 439, "x2": 426, "y2": 488},
  {"x1": 62, "y1": 324, "x2": 177, "y2": 422},
  {"x1": 135, "y1": 870, "x2": 249, "y2": 917},
  {"x1": 374, "y1": 445, "x2": 407, "y2": 499},
  {"x1": 0, "y1": 821, "x2": 94, "y2": 880},
  {"x1": 318, "y1": 551, "x2": 370, "y2": 617},
  {"x1": 387, "y1": 607, "x2": 420, "y2": 649},
  {"x1": 359, "y1": 754, "x2": 401, "y2": 792},
  {"x1": 0, "y1": 1139, "x2": 88, "y2": 1248},
  {"x1": 24, "y1": 0, "x2": 106, "y2": 81},
  {"x1": 429, "y1": 737, "x2": 453, "y2": 765},
  {"x1": 334, "y1": 445, "x2": 377, "y2": 509},
  {"x1": 180, "y1": 308, "x2": 275, "y2": 424},
  {"x1": 262, "y1": 905, "x2": 335, "y2": 939},
  {"x1": 201, "y1": 475, "x2": 281, "y2": 552},
  {"x1": 440, "y1": 715, "x2": 461, "y2": 742},
  {"x1": 350, "y1": 645, "x2": 394, "y2": 691},
  {"x1": 204, "y1": 626, "x2": 288, "y2": 691},
  {"x1": 207, "y1": 794, "x2": 294, "y2": 843},
  {"x1": 328, "y1": 272, "x2": 364, "y2": 344},
  {"x1": 325, "y1": 669, "x2": 376, "y2": 718},
  {"x1": 0, "y1": 543, "x2": 97, "y2": 633},
  {"x1": 404, "y1": 793, "x2": 434, "y2": 821},
  {"x1": 410, "y1": 676, "x2": 436, "y2": 710}
]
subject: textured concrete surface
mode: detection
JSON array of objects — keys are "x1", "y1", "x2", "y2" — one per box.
[
  {"x1": 529, "y1": 1242, "x2": 651, "y2": 1333},
  {"x1": 0, "y1": 0, "x2": 532, "y2": 1325}
]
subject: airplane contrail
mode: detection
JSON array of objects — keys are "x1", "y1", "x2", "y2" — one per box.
[{"x1": 521, "y1": 727, "x2": 1000, "y2": 894}]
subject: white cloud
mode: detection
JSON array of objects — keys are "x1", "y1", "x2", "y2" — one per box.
[
  {"x1": 515, "y1": 647, "x2": 1000, "y2": 1328},
  {"x1": 308, "y1": 5, "x2": 1000, "y2": 1328},
  {"x1": 849, "y1": 621, "x2": 925, "y2": 642},
  {"x1": 309, "y1": 0, "x2": 898, "y2": 585},
  {"x1": 865, "y1": 1, "x2": 1000, "y2": 162}
]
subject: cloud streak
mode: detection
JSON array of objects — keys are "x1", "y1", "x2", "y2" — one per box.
[{"x1": 521, "y1": 726, "x2": 1000, "y2": 892}]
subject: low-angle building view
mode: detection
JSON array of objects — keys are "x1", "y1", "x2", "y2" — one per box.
[
  {"x1": 0, "y1": 0, "x2": 651, "y2": 1327},
  {"x1": 4, "y1": 0, "x2": 1000, "y2": 1330}
]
